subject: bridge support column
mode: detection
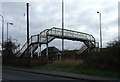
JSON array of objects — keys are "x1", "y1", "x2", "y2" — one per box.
[
  {"x1": 37, "y1": 44, "x2": 40, "y2": 57},
  {"x1": 38, "y1": 44, "x2": 41, "y2": 57},
  {"x1": 40, "y1": 44, "x2": 42, "y2": 57},
  {"x1": 46, "y1": 43, "x2": 48, "y2": 57},
  {"x1": 46, "y1": 35, "x2": 48, "y2": 57},
  {"x1": 31, "y1": 46, "x2": 33, "y2": 58}
]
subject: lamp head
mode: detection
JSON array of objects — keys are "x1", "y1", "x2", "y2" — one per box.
[
  {"x1": 9, "y1": 23, "x2": 13, "y2": 25},
  {"x1": 97, "y1": 11, "x2": 99, "y2": 13}
]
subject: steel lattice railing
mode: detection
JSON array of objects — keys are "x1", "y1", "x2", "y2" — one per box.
[{"x1": 17, "y1": 27, "x2": 96, "y2": 57}]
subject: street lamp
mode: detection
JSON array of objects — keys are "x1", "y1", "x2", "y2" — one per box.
[
  {"x1": 97, "y1": 11, "x2": 102, "y2": 48},
  {"x1": 62, "y1": 0, "x2": 64, "y2": 60},
  {"x1": 0, "y1": 15, "x2": 4, "y2": 56},
  {"x1": 7, "y1": 22, "x2": 13, "y2": 41}
]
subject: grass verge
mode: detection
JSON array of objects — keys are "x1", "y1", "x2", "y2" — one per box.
[{"x1": 32, "y1": 64, "x2": 120, "y2": 78}]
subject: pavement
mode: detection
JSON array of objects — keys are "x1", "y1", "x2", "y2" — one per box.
[{"x1": 3, "y1": 66, "x2": 120, "y2": 81}]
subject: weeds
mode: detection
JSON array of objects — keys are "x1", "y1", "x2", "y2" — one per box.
[{"x1": 52, "y1": 59, "x2": 83, "y2": 68}]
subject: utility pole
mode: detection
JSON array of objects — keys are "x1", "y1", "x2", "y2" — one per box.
[
  {"x1": 26, "y1": 3, "x2": 31, "y2": 68},
  {"x1": 62, "y1": 0, "x2": 64, "y2": 60},
  {"x1": 0, "y1": 15, "x2": 4, "y2": 56},
  {"x1": 26, "y1": 3, "x2": 29, "y2": 47},
  {"x1": 97, "y1": 11, "x2": 102, "y2": 48}
]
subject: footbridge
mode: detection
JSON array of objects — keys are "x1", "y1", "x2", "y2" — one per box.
[{"x1": 16, "y1": 27, "x2": 96, "y2": 57}]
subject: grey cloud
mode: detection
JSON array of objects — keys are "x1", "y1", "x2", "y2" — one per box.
[{"x1": 1, "y1": 0, "x2": 118, "y2": 49}]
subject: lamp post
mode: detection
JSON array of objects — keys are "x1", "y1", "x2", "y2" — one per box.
[
  {"x1": 0, "y1": 15, "x2": 4, "y2": 56},
  {"x1": 62, "y1": 0, "x2": 64, "y2": 60},
  {"x1": 7, "y1": 22, "x2": 13, "y2": 41},
  {"x1": 97, "y1": 11, "x2": 102, "y2": 48}
]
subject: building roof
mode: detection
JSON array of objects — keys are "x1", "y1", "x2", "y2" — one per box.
[{"x1": 41, "y1": 46, "x2": 60, "y2": 54}]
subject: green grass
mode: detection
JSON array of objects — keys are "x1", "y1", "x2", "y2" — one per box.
[{"x1": 32, "y1": 64, "x2": 120, "y2": 78}]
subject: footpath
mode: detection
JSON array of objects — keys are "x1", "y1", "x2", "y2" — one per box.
[{"x1": 3, "y1": 66, "x2": 120, "y2": 81}]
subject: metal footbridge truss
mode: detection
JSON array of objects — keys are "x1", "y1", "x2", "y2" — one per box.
[{"x1": 16, "y1": 27, "x2": 96, "y2": 57}]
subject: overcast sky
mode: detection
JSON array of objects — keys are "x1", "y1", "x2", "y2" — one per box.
[{"x1": 0, "y1": 0, "x2": 119, "y2": 50}]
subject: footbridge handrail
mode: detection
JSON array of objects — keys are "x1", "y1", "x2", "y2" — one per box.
[
  {"x1": 47, "y1": 27, "x2": 95, "y2": 42},
  {"x1": 17, "y1": 27, "x2": 96, "y2": 57}
]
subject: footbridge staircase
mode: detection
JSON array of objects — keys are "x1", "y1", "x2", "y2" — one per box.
[{"x1": 16, "y1": 27, "x2": 96, "y2": 57}]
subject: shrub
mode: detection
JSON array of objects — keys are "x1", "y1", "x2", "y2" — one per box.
[
  {"x1": 52, "y1": 59, "x2": 83, "y2": 68},
  {"x1": 82, "y1": 40, "x2": 120, "y2": 72}
]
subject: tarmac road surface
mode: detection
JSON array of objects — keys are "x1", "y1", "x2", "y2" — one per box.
[
  {"x1": 2, "y1": 68, "x2": 88, "y2": 82},
  {"x1": 2, "y1": 68, "x2": 74, "y2": 80},
  {"x1": 2, "y1": 66, "x2": 119, "y2": 82}
]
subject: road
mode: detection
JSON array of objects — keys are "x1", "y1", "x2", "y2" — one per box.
[
  {"x1": 2, "y1": 66, "x2": 119, "y2": 82},
  {"x1": 2, "y1": 68, "x2": 91, "y2": 82},
  {"x1": 2, "y1": 68, "x2": 75, "y2": 81},
  {"x1": 2, "y1": 68, "x2": 93, "y2": 82}
]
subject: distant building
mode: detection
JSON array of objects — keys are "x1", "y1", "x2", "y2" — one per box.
[
  {"x1": 41, "y1": 46, "x2": 61, "y2": 60},
  {"x1": 41, "y1": 46, "x2": 61, "y2": 55}
]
